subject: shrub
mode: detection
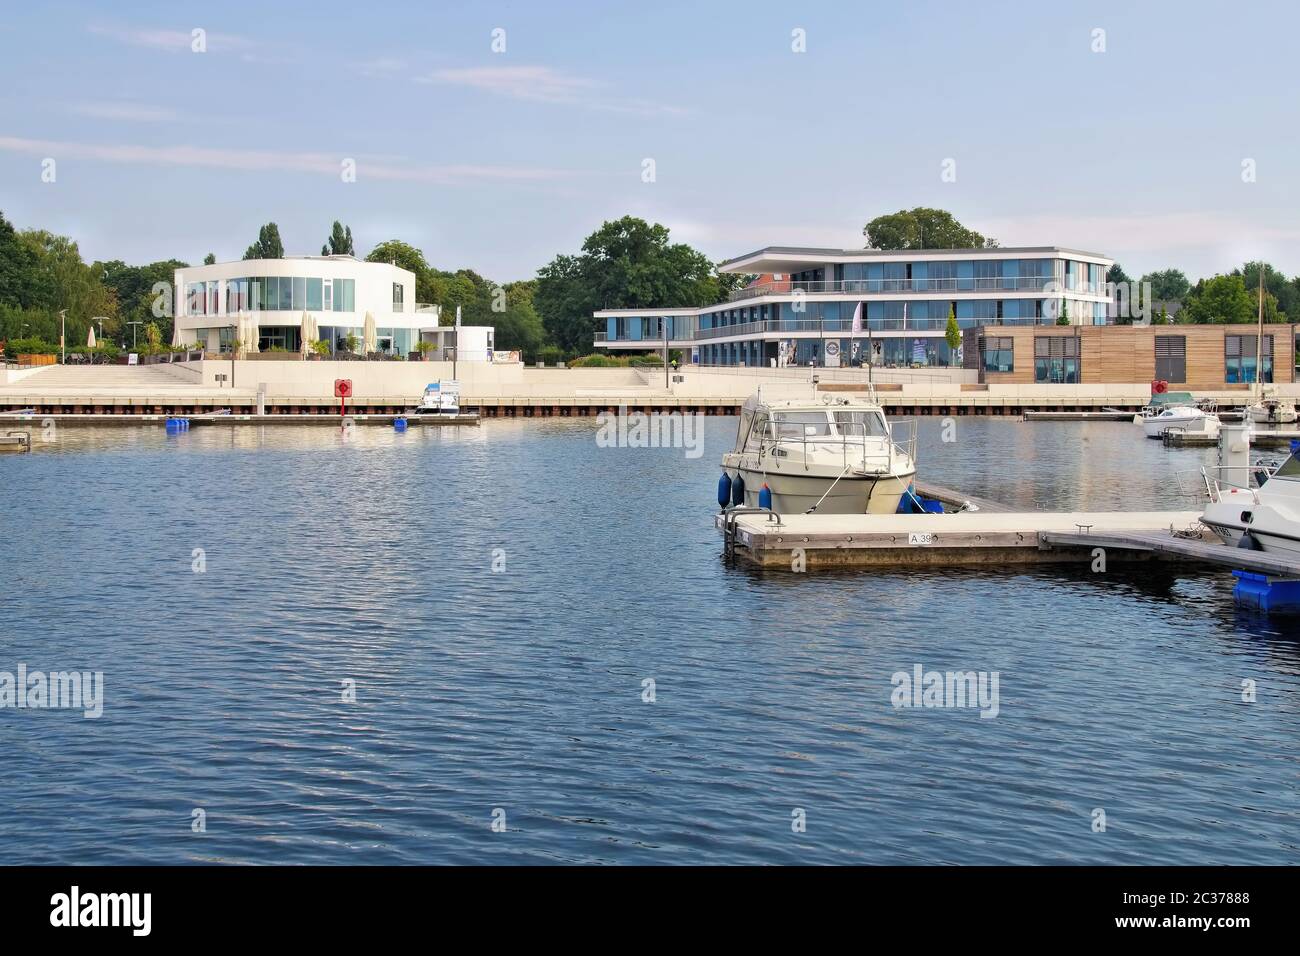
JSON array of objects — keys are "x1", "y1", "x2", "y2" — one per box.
[{"x1": 4, "y1": 337, "x2": 57, "y2": 358}]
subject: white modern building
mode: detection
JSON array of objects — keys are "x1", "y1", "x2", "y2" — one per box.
[
  {"x1": 594, "y1": 245, "x2": 1115, "y2": 367},
  {"x1": 174, "y1": 255, "x2": 440, "y2": 356}
]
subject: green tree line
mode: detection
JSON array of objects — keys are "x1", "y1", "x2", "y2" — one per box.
[{"x1": 5, "y1": 206, "x2": 1297, "y2": 363}]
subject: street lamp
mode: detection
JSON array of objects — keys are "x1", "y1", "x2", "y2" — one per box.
[
  {"x1": 127, "y1": 320, "x2": 142, "y2": 349},
  {"x1": 59, "y1": 309, "x2": 67, "y2": 364}
]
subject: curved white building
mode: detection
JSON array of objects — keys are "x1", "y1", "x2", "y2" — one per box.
[{"x1": 174, "y1": 255, "x2": 439, "y2": 355}]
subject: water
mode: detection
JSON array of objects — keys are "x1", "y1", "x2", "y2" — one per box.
[{"x1": 1, "y1": 419, "x2": 1297, "y2": 864}]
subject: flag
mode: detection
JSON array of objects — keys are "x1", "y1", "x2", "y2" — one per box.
[{"x1": 851, "y1": 301, "x2": 863, "y2": 334}]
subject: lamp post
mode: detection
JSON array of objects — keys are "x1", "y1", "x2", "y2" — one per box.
[
  {"x1": 127, "y1": 320, "x2": 142, "y2": 349},
  {"x1": 227, "y1": 323, "x2": 237, "y2": 388},
  {"x1": 59, "y1": 309, "x2": 66, "y2": 364}
]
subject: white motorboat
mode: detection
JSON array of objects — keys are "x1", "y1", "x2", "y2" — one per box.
[
  {"x1": 721, "y1": 391, "x2": 917, "y2": 515},
  {"x1": 1201, "y1": 445, "x2": 1300, "y2": 558},
  {"x1": 1142, "y1": 404, "x2": 1221, "y2": 439}
]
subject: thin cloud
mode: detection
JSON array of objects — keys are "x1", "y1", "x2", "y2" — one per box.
[
  {"x1": 0, "y1": 136, "x2": 569, "y2": 184},
  {"x1": 86, "y1": 21, "x2": 290, "y2": 63},
  {"x1": 417, "y1": 64, "x2": 685, "y2": 116}
]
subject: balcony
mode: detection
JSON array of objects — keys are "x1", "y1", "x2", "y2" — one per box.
[
  {"x1": 598, "y1": 316, "x2": 1058, "y2": 346},
  {"x1": 728, "y1": 277, "x2": 1059, "y2": 301}
]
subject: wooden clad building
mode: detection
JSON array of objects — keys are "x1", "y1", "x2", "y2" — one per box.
[{"x1": 963, "y1": 323, "x2": 1297, "y2": 388}]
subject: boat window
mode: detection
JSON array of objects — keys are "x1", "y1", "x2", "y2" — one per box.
[
  {"x1": 745, "y1": 415, "x2": 768, "y2": 449},
  {"x1": 832, "y1": 410, "x2": 889, "y2": 437},
  {"x1": 773, "y1": 411, "x2": 832, "y2": 438},
  {"x1": 1273, "y1": 454, "x2": 1300, "y2": 479}
]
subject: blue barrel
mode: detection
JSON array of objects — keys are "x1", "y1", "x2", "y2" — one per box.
[
  {"x1": 717, "y1": 471, "x2": 732, "y2": 509},
  {"x1": 758, "y1": 483, "x2": 772, "y2": 510},
  {"x1": 393, "y1": 416, "x2": 408, "y2": 432},
  {"x1": 165, "y1": 417, "x2": 181, "y2": 434},
  {"x1": 731, "y1": 472, "x2": 745, "y2": 507}
]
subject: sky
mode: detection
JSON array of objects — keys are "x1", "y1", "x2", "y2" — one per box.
[{"x1": 2, "y1": 0, "x2": 1300, "y2": 283}]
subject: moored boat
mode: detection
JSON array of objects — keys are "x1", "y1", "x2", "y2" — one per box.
[{"x1": 720, "y1": 390, "x2": 916, "y2": 515}]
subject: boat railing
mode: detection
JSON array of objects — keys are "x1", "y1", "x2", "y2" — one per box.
[{"x1": 1185, "y1": 463, "x2": 1278, "y2": 501}]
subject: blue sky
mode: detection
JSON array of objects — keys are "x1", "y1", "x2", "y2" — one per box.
[{"x1": 2, "y1": 0, "x2": 1299, "y2": 282}]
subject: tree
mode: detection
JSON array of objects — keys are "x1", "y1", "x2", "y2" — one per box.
[
  {"x1": 322, "y1": 221, "x2": 354, "y2": 257},
  {"x1": 1057, "y1": 300, "x2": 1071, "y2": 325},
  {"x1": 1233, "y1": 261, "x2": 1296, "y2": 319},
  {"x1": 1179, "y1": 274, "x2": 1256, "y2": 324},
  {"x1": 534, "y1": 216, "x2": 721, "y2": 354},
  {"x1": 243, "y1": 223, "x2": 285, "y2": 260},
  {"x1": 0, "y1": 210, "x2": 41, "y2": 309},
  {"x1": 203, "y1": 252, "x2": 216, "y2": 265},
  {"x1": 1140, "y1": 268, "x2": 1189, "y2": 302},
  {"x1": 863, "y1": 208, "x2": 995, "y2": 250},
  {"x1": 944, "y1": 304, "x2": 960, "y2": 365},
  {"x1": 98, "y1": 258, "x2": 188, "y2": 346}
]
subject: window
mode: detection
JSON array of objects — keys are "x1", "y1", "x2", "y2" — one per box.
[
  {"x1": 392, "y1": 282, "x2": 404, "y2": 313},
  {"x1": 974, "y1": 260, "x2": 1002, "y2": 290},
  {"x1": 1226, "y1": 334, "x2": 1273, "y2": 384},
  {"x1": 186, "y1": 282, "x2": 206, "y2": 315},
  {"x1": 832, "y1": 410, "x2": 889, "y2": 437},
  {"x1": 307, "y1": 278, "x2": 323, "y2": 311},
  {"x1": 333, "y1": 279, "x2": 355, "y2": 312},
  {"x1": 1155, "y1": 335, "x2": 1186, "y2": 383},
  {"x1": 1034, "y1": 336, "x2": 1080, "y2": 383},
  {"x1": 772, "y1": 412, "x2": 832, "y2": 439},
  {"x1": 981, "y1": 336, "x2": 1014, "y2": 372}
]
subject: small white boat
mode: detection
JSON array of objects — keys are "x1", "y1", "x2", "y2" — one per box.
[
  {"x1": 1201, "y1": 448, "x2": 1300, "y2": 557},
  {"x1": 1247, "y1": 397, "x2": 1298, "y2": 425},
  {"x1": 1142, "y1": 404, "x2": 1221, "y2": 440},
  {"x1": 721, "y1": 391, "x2": 916, "y2": 514}
]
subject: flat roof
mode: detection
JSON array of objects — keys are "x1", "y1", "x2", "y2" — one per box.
[{"x1": 719, "y1": 245, "x2": 1112, "y2": 273}]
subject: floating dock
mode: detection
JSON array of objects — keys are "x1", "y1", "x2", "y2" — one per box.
[
  {"x1": 0, "y1": 412, "x2": 479, "y2": 428},
  {"x1": 0, "y1": 430, "x2": 31, "y2": 453},
  {"x1": 1162, "y1": 428, "x2": 1300, "y2": 448},
  {"x1": 717, "y1": 510, "x2": 1208, "y2": 568}
]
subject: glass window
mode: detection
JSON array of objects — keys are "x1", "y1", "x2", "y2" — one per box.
[
  {"x1": 279, "y1": 277, "x2": 293, "y2": 311},
  {"x1": 292, "y1": 277, "x2": 306, "y2": 311},
  {"x1": 262, "y1": 277, "x2": 278, "y2": 311},
  {"x1": 392, "y1": 282, "x2": 405, "y2": 312},
  {"x1": 1226, "y1": 334, "x2": 1272, "y2": 384},
  {"x1": 1034, "y1": 336, "x2": 1081, "y2": 383},
  {"x1": 772, "y1": 411, "x2": 832, "y2": 438},
  {"x1": 307, "y1": 278, "x2": 323, "y2": 311},
  {"x1": 334, "y1": 279, "x2": 354, "y2": 311},
  {"x1": 982, "y1": 336, "x2": 1014, "y2": 372},
  {"x1": 832, "y1": 410, "x2": 889, "y2": 437}
]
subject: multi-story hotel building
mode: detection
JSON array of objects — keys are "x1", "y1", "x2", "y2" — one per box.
[{"x1": 594, "y1": 245, "x2": 1114, "y2": 367}]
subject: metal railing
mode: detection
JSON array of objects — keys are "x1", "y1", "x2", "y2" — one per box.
[
  {"x1": 728, "y1": 276, "x2": 1062, "y2": 301},
  {"x1": 753, "y1": 414, "x2": 917, "y2": 478}
]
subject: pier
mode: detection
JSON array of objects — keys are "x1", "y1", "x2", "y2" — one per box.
[
  {"x1": 716, "y1": 509, "x2": 1210, "y2": 568},
  {"x1": 0, "y1": 412, "x2": 479, "y2": 428}
]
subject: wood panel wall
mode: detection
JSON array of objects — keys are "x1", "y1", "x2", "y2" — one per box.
[{"x1": 973, "y1": 324, "x2": 1296, "y2": 387}]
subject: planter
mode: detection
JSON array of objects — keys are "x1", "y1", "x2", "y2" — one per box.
[{"x1": 16, "y1": 353, "x2": 57, "y2": 367}]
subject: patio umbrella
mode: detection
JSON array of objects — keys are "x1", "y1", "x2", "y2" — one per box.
[
  {"x1": 300, "y1": 311, "x2": 316, "y2": 354},
  {"x1": 363, "y1": 311, "x2": 377, "y2": 354},
  {"x1": 87, "y1": 325, "x2": 96, "y2": 348},
  {"x1": 246, "y1": 316, "x2": 260, "y2": 353},
  {"x1": 170, "y1": 321, "x2": 181, "y2": 348}
]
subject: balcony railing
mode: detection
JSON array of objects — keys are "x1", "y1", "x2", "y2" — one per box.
[
  {"x1": 597, "y1": 316, "x2": 1060, "y2": 345},
  {"x1": 728, "y1": 277, "x2": 1065, "y2": 301}
]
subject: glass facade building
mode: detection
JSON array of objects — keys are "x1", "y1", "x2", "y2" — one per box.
[{"x1": 594, "y1": 245, "x2": 1115, "y2": 367}]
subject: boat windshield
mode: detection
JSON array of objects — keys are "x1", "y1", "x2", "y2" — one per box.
[
  {"x1": 771, "y1": 411, "x2": 833, "y2": 439},
  {"x1": 1272, "y1": 453, "x2": 1300, "y2": 480},
  {"x1": 832, "y1": 410, "x2": 889, "y2": 438}
]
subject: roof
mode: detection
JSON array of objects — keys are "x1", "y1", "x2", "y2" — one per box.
[{"x1": 719, "y1": 245, "x2": 1113, "y2": 274}]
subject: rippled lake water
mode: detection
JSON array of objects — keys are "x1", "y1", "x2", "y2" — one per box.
[{"x1": 1, "y1": 418, "x2": 1297, "y2": 864}]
